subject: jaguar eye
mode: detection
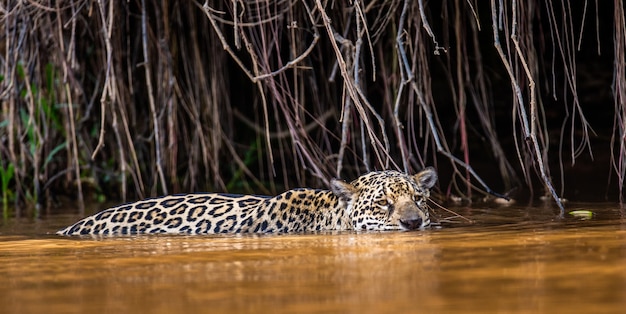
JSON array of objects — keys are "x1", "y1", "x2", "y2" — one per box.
[{"x1": 376, "y1": 199, "x2": 389, "y2": 207}]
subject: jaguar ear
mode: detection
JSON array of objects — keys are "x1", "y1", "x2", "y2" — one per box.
[
  {"x1": 413, "y1": 167, "x2": 438, "y2": 189},
  {"x1": 330, "y1": 179, "x2": 358, "y2": 202}
]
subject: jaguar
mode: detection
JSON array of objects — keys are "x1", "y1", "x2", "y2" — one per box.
[{"x1": 57, "y1": 168, "x2": 438, "y2": 236}]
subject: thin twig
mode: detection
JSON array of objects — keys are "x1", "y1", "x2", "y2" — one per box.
[
  {"x1": 141, "y1": 0, "x2": 167, "y2": 194},
  {"x1": 411, "y1": 81, "x2": 508, "y2": 200},
  {"x1": 233, "y1": 109, "x2": 335, "y2": 139},
  {"x1": 491, "y1": 0, "x2": 565, "y2": 214},
  {"x1": 200, "y1": 1, "x2": 319, "y2": 83},
  {"x1": 394, "y1": 0, "x2": 504, "y2": 199},
  {"x1": 393, "y1": 0, "x2": 411, "y2": 173},
  {"x1": 418, "y1": 0, "x2": 447, "y2": 55}
]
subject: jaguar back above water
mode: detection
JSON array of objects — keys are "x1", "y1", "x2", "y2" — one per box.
[{"x1": 57, "y1": 168, "x2": 438, "y2": 236}]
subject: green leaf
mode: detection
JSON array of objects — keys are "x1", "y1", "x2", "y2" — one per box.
[
  {"x1": 1, "y1": 163, "x2": 15, "y2": 195},
  {"x1": 44, "y1": 142, "x2": 67, "y2": 168},
  {"x1": 16, "y1": 62, "x2": 25, "y2": 79},
  {"x1": 568, "y1": 210, "x2": 594, "y2": 219},
  {"x1": 45, "y1": 63, "x2": 55, "y2": 91}
]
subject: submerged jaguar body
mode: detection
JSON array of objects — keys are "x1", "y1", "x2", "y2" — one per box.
[{"x1": 57, "y1": 168, "x2": 438, "y2": 236}]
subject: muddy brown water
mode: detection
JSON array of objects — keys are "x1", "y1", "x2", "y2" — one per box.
[{"x1": 1, "y1": 203, "x2": 625, "y2": 313}]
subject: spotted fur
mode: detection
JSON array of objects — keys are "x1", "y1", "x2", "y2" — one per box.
[{"x1": 57, "y1": 168, "x2": 438, "y2": 236}]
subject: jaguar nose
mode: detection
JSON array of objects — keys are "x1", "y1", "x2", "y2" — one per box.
[{"x1": 400, "y1": 217, "x2": 423, "y2": 230}]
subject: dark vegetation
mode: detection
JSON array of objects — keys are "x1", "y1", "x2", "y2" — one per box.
[{"x1": 0, "y1": 0, "x2": 624, "y2": 216}]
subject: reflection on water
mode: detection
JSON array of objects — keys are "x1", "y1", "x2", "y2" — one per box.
[{"x1": 0, "y1": 204, "x2": 625, "y2": 313}]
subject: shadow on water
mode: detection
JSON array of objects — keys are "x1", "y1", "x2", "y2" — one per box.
[{"x1": 1, "y1": 203, "x2": 625, "y2": 313}]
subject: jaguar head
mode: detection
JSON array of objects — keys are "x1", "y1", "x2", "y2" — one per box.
[{"x1": 331, "y1": 167, "x2": 438, "y2": 231}]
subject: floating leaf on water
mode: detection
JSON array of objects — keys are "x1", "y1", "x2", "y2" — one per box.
[{"x1": 568, "y1": 210, "x2": 594, "y2": 219}]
